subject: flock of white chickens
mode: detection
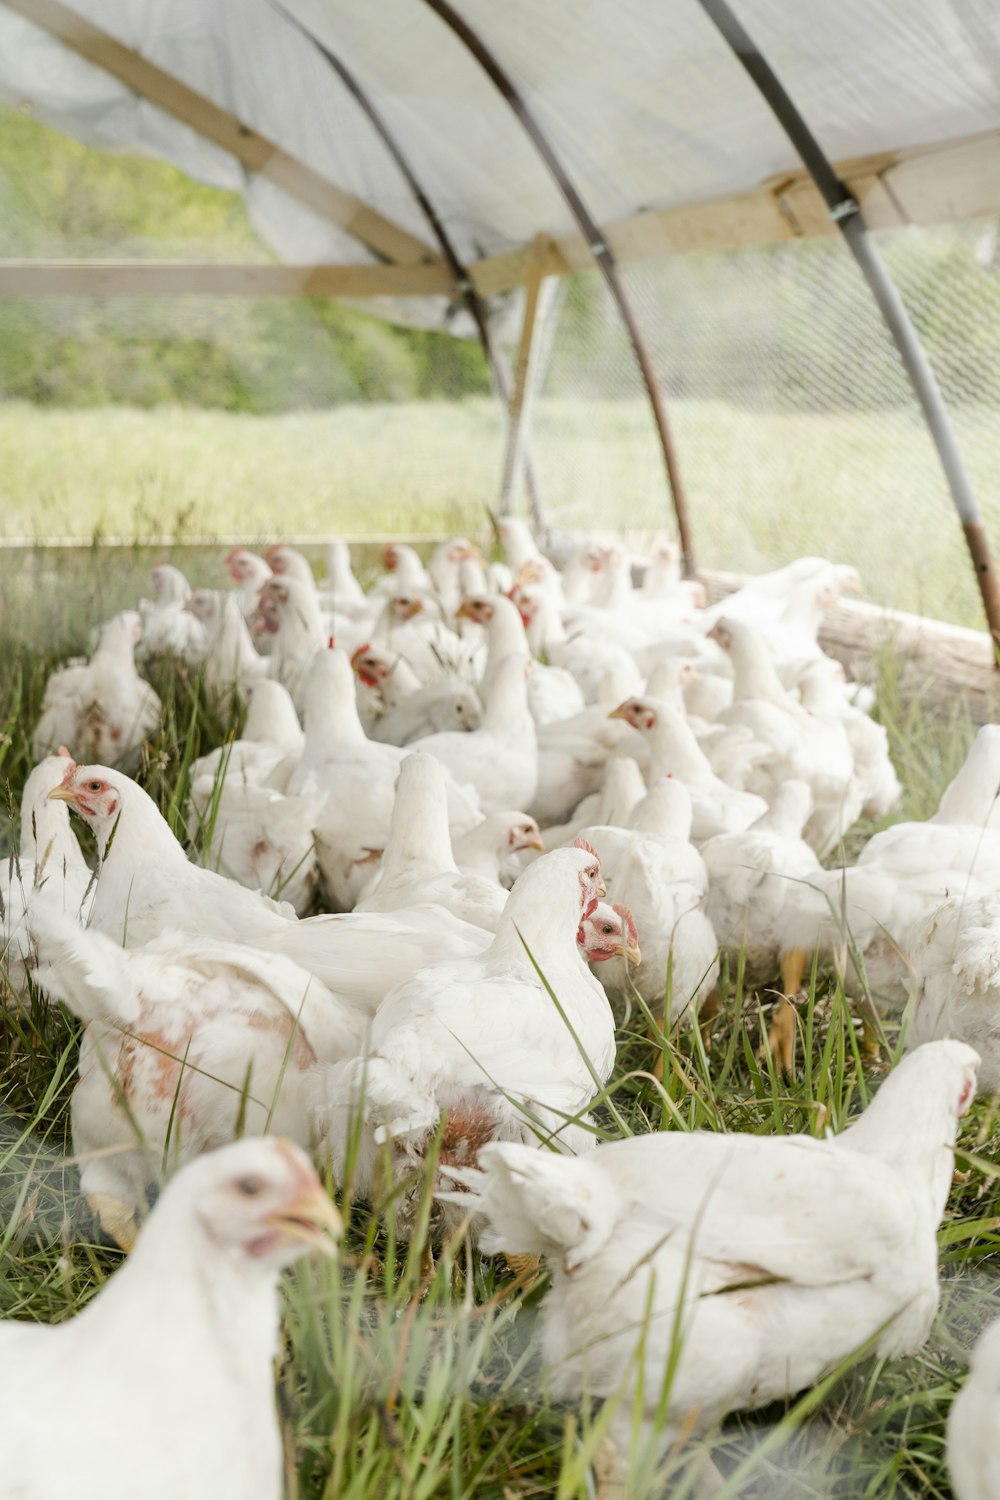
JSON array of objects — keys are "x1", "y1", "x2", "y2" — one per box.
[{"x1": 4, "y1": 520, "x2": 1000, "y2": 1499}]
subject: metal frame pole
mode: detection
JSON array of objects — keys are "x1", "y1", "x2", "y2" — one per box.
[
  {"x1": 498, "y1": 234, "x2": 553, "y2": 515},
  {"x1": 264, "y1": 0, "x2": 546, "y2": 527},
  {"x1": 420, "y1": 0, "x2": 697, "y2": 575},
  {"x1": 698, "y1": 0, "x2": 1000, "y2": 647}
]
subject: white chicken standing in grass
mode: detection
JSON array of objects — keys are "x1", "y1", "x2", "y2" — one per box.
[
  {"x1": 1, "y1": 749, "x2": 91, "y2": 995},
  {"x1": 948, "y1": 1318, "x2": 1000, "y2": 1500},
  {"x1": 47, "y1": 759, "x2": 490, "y2": 1023},
  {"x1": 29, "y1": 900, "x2": 362, "y2": 1249},
  {"x1": 447, "y1": 1040, "x2": 979, "y2": 1499},
  {"x1": 701, "y1": 779, "x2": 821, "y2": 984},
  {"x1": 32, "y1": 611, "x2": 161, "y2": 768},
  {"x1": 317, "y1": 843, "x2": 614, "y2": 1238},
  {"x1": 0, "y1": 1138, "x2": 340, "y2": 1500}
]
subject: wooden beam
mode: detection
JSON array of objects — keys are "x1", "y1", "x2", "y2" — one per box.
[
  {"x1": 497, "y1": 235, "x2": 552, "y2": 517},
  {"x1": 469, "y1": 127, "x2": 1000, "y2": 297},
  {"x1": 0, "y1": 259, "x2": 455, "y2": 297},
  {"x1": 5, "y1": 0, "x2": 444, "y2": 270}
]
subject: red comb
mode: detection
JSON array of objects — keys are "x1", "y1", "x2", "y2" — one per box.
[{"x1": 574, "y1": 837, "x2": 599, "y2": 860}]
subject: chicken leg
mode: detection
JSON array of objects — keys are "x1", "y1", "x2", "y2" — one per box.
[
  {"x1": 87, "y1": 1192, "x2": 138, "y2": 1253},
  {"x1": 504, "y1": 1252, "x2": 541, "y2": 1285},
  {"x1": 594, "y1": 1432, "x2": 627, "y2": 1500},
  {"x1": 767, "y1": 948, "x2": 808, "y2": 1077}
]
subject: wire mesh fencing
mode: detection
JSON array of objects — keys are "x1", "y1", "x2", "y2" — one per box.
[{"x1": 514, "y1": 217, "x2": 1000, "y2": 628}]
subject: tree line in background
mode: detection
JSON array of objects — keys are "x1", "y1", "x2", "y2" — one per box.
[{"x1": 1, "y1": 107, "x2": 998, "y2": 414}]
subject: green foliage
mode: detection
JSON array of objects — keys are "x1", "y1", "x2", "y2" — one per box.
[{"x1": 0, "y1": 108, "x2": 490, "y2": 410}]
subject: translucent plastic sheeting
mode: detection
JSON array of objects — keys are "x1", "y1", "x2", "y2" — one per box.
[{"x1": 0, "y1": 0, "x2": 997, "y2": 331}]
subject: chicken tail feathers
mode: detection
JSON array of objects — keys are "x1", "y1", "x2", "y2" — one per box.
[{"x1": 439, "y1": 1141, "x2": 618, "y2": 1268}]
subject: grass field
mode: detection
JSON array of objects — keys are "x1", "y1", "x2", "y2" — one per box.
[
  {"x1": 0, "y1": 580, "x2": 998, "y2": 1495},
  {"x1": 1, "y1": 396, "x2": 997, "y2": 630}
]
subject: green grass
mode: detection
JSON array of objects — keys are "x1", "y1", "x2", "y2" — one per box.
[
  {"x1": 0, "y1": 396, "x2": 996, "y2": 630},
  {"x1": 1, "y1": 610, "x2": 999, "y2": 1497}
]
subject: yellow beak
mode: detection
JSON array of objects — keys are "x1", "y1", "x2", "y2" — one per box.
[
  {"x1": 265, "y1": 1183, "x2": 342, "y2": 1258},
  {"x1": 597, "y1": 881, "x2": 607, "y2": 898},
  {"x1": 47, "y1": 785, "x2": 77, "y2": 804},
  {"x1": 615, "y1": 940, "x2": 642, "y2": 967},
  {"x1": 524, "y1": 835, "x2": 546, "y2": 852},
  {"x1": 454, "y1": 600, "x2": 474, "y2": 621},
  {"x1": 607, "y1": 704, "x2": 630, "y2": 721}
]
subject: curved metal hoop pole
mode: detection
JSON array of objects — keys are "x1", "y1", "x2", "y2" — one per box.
[
  {"x1": 420, "y1": 0, "x2": 697, "y2": 575},
  {"x1": 264, "y1": 0, "x2": 546, "y2": 527},
  {"x1": 697, "y1": 0, "x2": 1000, "y2": 647}
]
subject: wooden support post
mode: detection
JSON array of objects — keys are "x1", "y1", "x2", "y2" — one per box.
[{"x1": 497, "y1": 235, "x2": 551, "y2": 518}]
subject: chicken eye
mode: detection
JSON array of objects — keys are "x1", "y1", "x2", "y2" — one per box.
[
  {"x1": 87, "y1": 780, "x2": 103, "y2": 792},
  {"x1": 237, "y1": 1176, "x2": 263, "y2": 1197},
  {"x1": 602, "y1": 924, "x2": 614, "y2": 935}
]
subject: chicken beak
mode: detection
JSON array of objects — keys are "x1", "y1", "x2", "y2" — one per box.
[
  {"x1": 47, "y1": 785, "x2": 78, "y2": 805},
  {"x1": 615, "y1": 940, "x2": 642, "y2": 967},
  {"x1": 524, "y1": 835, "x2": 545, "y2": 852},
  {"x1": 597, "y1": 881, "x2": 607, "y2": 898},
  {"x1": 265, "y1": 1184, "x2": 342, "y2": 1258},
  {"x1": 607, "y1": 704, "x2": 629, "y2": 721},
  {"x1": 454, "y1": 600, "x2": 474, "y2": 621}
]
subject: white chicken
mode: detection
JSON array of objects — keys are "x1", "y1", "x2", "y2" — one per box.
[
  {"x1": 578, "y1": 778, "x2": 719, "y2": 1019},
  {"x1": 285, "y1": 648, "x2": 480, "y2": 909},
  {"x1": 609, "y1": 696, "x2": 767, "y2": 841},
  {"x1": 409, "y1": 654, "x2": 538, "y2": 816},
  {"x1": 189, "y1": 678, "x2": 304, "y2": 790},
  {"x1": 317, "y1": 844, "x2": 613, "y2": 1237},
  {"x1": 251, "y1": 576, "x2": 326, "y2": 708},
  {"x1": 137, "y1": 561, "x2": 205, "y2": 665},
  {"x1": 186, "y1": 589, "x2": 267, "y2": 700},
  {"x1": 49, "y1": 760, "x2": 489, "y2": 1020},
  {"x1": 708, "y1": 617, "x2": 858, "y2": 852},
  {"x1": 948, "y1": 1317, "x2": 1000, "y2": 1500},
  {"x1": 457, "y1": 593, "x2": 585, "y2": 726},
  {"x1": 0, "y1": 1137, "x2": 339, "y2": 1500},
  {"x1": 224, "y1": 546, "x2": 272, "y2": 621},
  {"x1": 908, "y1": 892, "x2": 1000, "y2": 1092},
  {"x1": 188, "y1": 774, "x2": 323, "y2": 915},
  {"x1": 701, "y1": 780, "x2": 822, "y2": 985},
  {"x1": 32, "y1": 611, "x2": 161, "y2": 768},
  {"x1": 355, "y1": 753, "x2": 507, "y2": 932},
  {"x1": 447, "y1": 1041, "x2": 979, "y2": 1498},
  {"x1": 351, "y1": 640, "x2": 482, "y2": 745},
  {"x1": 1, "y1": 750, "x2": 91, "y2": 995},
  {"x1": 29, "y1": 900, "x2": 363, "y2": 1247},
  {"x1": 453, "y1": 810, "x2": 545, "y2": 884}
]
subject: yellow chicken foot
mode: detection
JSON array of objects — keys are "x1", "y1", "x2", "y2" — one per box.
[
  {"x1": 761, "y1": 948, "x2": 808, "y2": 1076},
  {"x1": 504, "y1": 1252, "x2": 541, "y2": 1285},
  {"x1": 87, "y1": 1193, "x2": 138, "y2": 1252}
]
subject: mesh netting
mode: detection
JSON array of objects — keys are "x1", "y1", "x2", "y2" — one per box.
[{"x1": 515, "y1": 218, "x2": 1000, "y2": 628}]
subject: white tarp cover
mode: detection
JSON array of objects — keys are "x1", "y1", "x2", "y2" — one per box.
[{"x1": 0, "y1": 0, "x2": 998, "y2": 328}]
